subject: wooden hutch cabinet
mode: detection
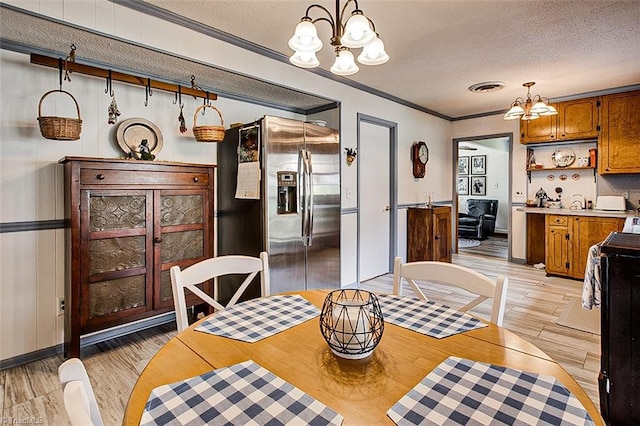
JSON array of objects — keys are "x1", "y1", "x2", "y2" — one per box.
[
  {"x1": 60, "y1": 157, "x2": 215, "y2": 357},
  {"x1": 407, "y1": 206, "x2": 452, "y2": 263},
  {"x1": 520, "y1": 97, "x2": 599, "y2": 144}
]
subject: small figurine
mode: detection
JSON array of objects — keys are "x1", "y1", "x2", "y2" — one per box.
[
  {"x1": 139, "y1": 139, "x2": 155, "y2": 161},
  {"x1": 535, "y1": 187, "x2": 548, "y2": 207},
  {"x1": 129, "y1": 139, "x2": 155, "y2": 161},
  {"x1": 345, "y1": 147, "x2": 357, "y2": 166}
]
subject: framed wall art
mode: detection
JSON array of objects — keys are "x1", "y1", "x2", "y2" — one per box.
[
  {"x1": 457, "y1": 177, "x2": 469, "y2": 195},
  {"x1": 471, "y1": 155, "x2": 486, "y2": 175},
  {"x1": 470, "y1": 176, "x2": 486, "y2": 196},
  {"x1": 458, "y1": 156, "x2": 469, "y2": 175}
]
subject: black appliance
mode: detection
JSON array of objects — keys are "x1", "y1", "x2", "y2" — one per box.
[{"x1": 599, "y1": 232, "x2": 640, "y2": 424}]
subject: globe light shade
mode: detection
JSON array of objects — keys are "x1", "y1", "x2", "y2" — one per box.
[
  {"x1": 538, "y1": 104, "x2": 558, "y2": 116},
  {"x1": 504, "y1": 104, "x2": 524, "y2": 118},
  {"x1": 341, "y1": 11, "x2": 376, "y2": 48},
  {"x1": 530, "y1": 100, "x2": 551, "y2": 114},
  {"x1": 503, "y1": 112, "x2": 523, "y2": 120},
  {"x1": 288, "y1": 19, "x2": 323, "y2": 52},
  {"x1": 357, "y1": 36, "x2": 389, "y2": 65},
  {"x1": 330, "y1": 49, "x2": 359, "y2": 75},
  {"x1": 521, "y1": 113, "x2": 540, "y2": 121},
  {"x1": 290, "y1": 50, "x2": 320, "y2": 68}
]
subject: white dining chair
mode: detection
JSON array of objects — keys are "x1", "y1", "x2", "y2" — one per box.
[
  {"x1": 170, "y1": 252, "x2": 270, "y2": 332},
  {"x1": 392, "y1": 257, "x2": 508, "y2": 326},
  {"x1": 58, "y1": 358, "x2": 104, "y2": 426}
]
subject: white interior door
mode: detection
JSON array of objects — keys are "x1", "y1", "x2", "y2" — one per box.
[{"x1": 359, "y1": 121, "x2": 391, "y2": 281}]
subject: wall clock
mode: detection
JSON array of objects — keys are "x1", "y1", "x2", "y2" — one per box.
[{"x1": 412, "y1": 141, "x2": 429, "y2": 178}]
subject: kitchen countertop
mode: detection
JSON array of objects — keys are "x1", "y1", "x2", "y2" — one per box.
[{"x1": 517, "y1": 207, "x2": 634, "y2": 218}]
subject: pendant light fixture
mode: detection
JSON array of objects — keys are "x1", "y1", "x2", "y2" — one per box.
[
  {"x1": 503, "y1": 82, "x2": 558, "y2": 121},
  {"x1": 288, "y1": 0, "x2": 389, "y2": 76}
]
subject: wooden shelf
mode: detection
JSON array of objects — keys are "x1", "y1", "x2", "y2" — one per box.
[{"x1": 526, "y1": 166, "x2": 595, "y2": 172}]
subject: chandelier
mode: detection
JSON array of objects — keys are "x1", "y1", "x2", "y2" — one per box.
[
  {"x1": 288, "y1": 0, "x2": 389, "y2": 76},
  {"x1": 503, "y1": 82, "x2": 558, "y2": 121}
]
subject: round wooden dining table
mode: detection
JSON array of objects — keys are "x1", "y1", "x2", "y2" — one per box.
[{"x1": 123, "y1": 289, "x2": 603, "y2": 425}]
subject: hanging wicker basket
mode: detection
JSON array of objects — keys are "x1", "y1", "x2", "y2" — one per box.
[
  {"x1": 37, "y1": 90, "x2": 82, "y2": 141},
  {"x1": 192, "y1": 104, "x2": 225, "y2": 142}
]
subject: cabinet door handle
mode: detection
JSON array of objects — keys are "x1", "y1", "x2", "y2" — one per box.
[
  {"x1": 434, "y1": 235, "x2": 440, "y2": 240},
  {"x1": 97, "y1": 174, "x2": 105, "y2": 180},
  {"x1": 154, "y1": 237, "x2": 162, "y2": 244},
  {"x1": 193, "y1": 176, "x2": 199, "y2": 182}
]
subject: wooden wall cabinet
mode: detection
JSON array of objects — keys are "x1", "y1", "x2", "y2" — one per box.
[
  {"x1": 544, "y1": 214, "x2": 624, "y2": 279},
  {"x1": 407, "y1": 206, "x2": 451, "y2": 263},
  {"x1": 60, "y1": 157, "x2": 215, "y2": 358},
  {"x1": 521, "y1": 97, "x2": 600, "y2": 144},
  {"x1": 598, "y1": 89, "x2": 640, "y2": 174}
]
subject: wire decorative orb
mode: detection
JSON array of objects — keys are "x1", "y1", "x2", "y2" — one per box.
[{"x1": 319, "y1": 289, "x2": 385, "y2": 360}]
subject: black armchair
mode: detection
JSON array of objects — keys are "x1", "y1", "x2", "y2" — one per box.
[{"x1": 458, "y1": 199, "x2": 498, "y2": 240}]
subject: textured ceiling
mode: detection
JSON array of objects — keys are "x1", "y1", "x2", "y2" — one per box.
[
  {"x1": 0, "y1": 5, "x2": 336, "y2": 114},
  {"x1": 138, "y1": 0, "x2": 640, "y2": 119},
  {"x1": 3, "y1": 1, "x2": 640, "y2": 120}
]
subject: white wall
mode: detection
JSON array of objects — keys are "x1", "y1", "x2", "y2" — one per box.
[
  {"x1": 458, "y1": 139, "x2": 509, "y2": 232},
  {"x1": 0, "y1": 0, "x2": 451, "y2": 360}
]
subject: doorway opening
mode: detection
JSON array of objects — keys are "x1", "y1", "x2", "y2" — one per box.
[
  {"x1": 453, "y1": 135, "x2": 512, "y2": 260},
  {"x1": 357, "y1": 113, "x2": 398, "y2": 283}
]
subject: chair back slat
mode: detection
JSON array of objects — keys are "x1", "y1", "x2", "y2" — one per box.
[
  {"x1": 170, "y1": 252, "x2": 270, "y2": 332},
  {"x1": 393, "y1": 257, "x2": 508, "y2": 326}
]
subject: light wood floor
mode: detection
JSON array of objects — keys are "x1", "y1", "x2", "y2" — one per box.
[
  {"x1": 1, "y1": 253, "x2": 600, "y2": 425},
  {"x1": 458, "y1": 234, "x2": 508, "y2": 259}
]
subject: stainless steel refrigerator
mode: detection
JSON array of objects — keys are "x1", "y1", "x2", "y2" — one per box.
[{"x1": 217, "y1": 115, "x2": 340, "y2": 300}]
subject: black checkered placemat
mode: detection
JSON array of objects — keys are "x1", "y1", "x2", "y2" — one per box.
[
  {"x1": 140, "y1": 360, "x2": 343, "y2": 426},
  {"x1": 194, "y1": 294, "x2": 319, "y2": 342},
  {"x1": 377, "y1": 294, "x2": 487, "y2": 338},
  {"x1": 387, "y1": 356, "x2": 594, "y2": 426}
]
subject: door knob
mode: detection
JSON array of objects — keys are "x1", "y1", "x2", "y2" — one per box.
[
  {"x1": 154, "y1": 236, "x2": 162, "y2": 244},
  {"x1": 384, "y1": 206, "x2": 391, "y2": 211}
]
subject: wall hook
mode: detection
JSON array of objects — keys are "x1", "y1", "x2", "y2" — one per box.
[
  {"x1": 105, "y1": 70, "x2": 114, "y2": 96},
  {"x1": 173, "y1": 85, "x2": 180, "y2": 105},
  {"x1": 63, "y1": 44, "x2": 76, "y2": 82},
  {"x1": 191, "y1": 75, "x2": 203, "y2": 99},
  {"x1": 58, "y1": 58, "x2": 64, "y2": 91},
  {"x1": 144, "y1": 78, "x2": 152, "y2": 107}
]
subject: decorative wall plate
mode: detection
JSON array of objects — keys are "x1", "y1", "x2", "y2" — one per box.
[
  {"x1": 559, "y1": 174, "x2": 568, "y2": 181},
  {"x1": 572, "y1": 173, "x2": 580, "y2": 180},
  {"x1": 551, "y1": 149, "x2": 576, "y2": 168},
  {"x1": 116, "y1": 118, "x2": 163, "y2": 156},
  {"x1": 547, "y1": 174, "x2": 555, "y2": 181}
]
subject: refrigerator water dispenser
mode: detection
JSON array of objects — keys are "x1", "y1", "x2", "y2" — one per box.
[{"x1": 277, "y1": 171, "x2": 298, "y2": 214}]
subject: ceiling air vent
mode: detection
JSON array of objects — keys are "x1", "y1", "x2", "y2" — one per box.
[{"x1": 468, "y1": 81, "x2": 506, "y2": 93}]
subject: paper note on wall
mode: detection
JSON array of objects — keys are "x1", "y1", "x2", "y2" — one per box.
[{"x1": 236, "y1": 161, "x2": 260, "y2": 199}]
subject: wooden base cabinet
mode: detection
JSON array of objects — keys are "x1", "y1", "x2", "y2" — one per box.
[
  {"x1": 544, "y1": 214, "x2": 625, "y2": 279},
  {"x1": 60, "y1": 157, "x2": 215, "y2": 358},
  {"x1": 407, "y1": 206, "x2": 451, "y2": 263}
]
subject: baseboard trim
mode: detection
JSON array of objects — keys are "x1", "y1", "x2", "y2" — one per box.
[
  {"x1": 80, "y1": 312, "x2": 176, "y2": 347},
  {"x1": 0, "y1": 345, "x2": 63, "y2": 371},
  {"x1": 0, "y1": 312, "x2": 176, "y2": 370}
]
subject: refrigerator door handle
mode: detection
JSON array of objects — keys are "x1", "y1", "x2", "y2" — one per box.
[
  {"x1": 299, "y1": 149, "x2": 310, "y2": 245},
  {"x1": 306, "y1": 150, "x2": 314, "y2": 246}
]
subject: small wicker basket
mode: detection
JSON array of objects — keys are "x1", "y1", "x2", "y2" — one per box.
[
  {"x1": 192, "y1": 104, "x2": 225, "y2": 142},
  {"x1": 37, "y1": 90, "x2": 82, "y2": 141}
]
